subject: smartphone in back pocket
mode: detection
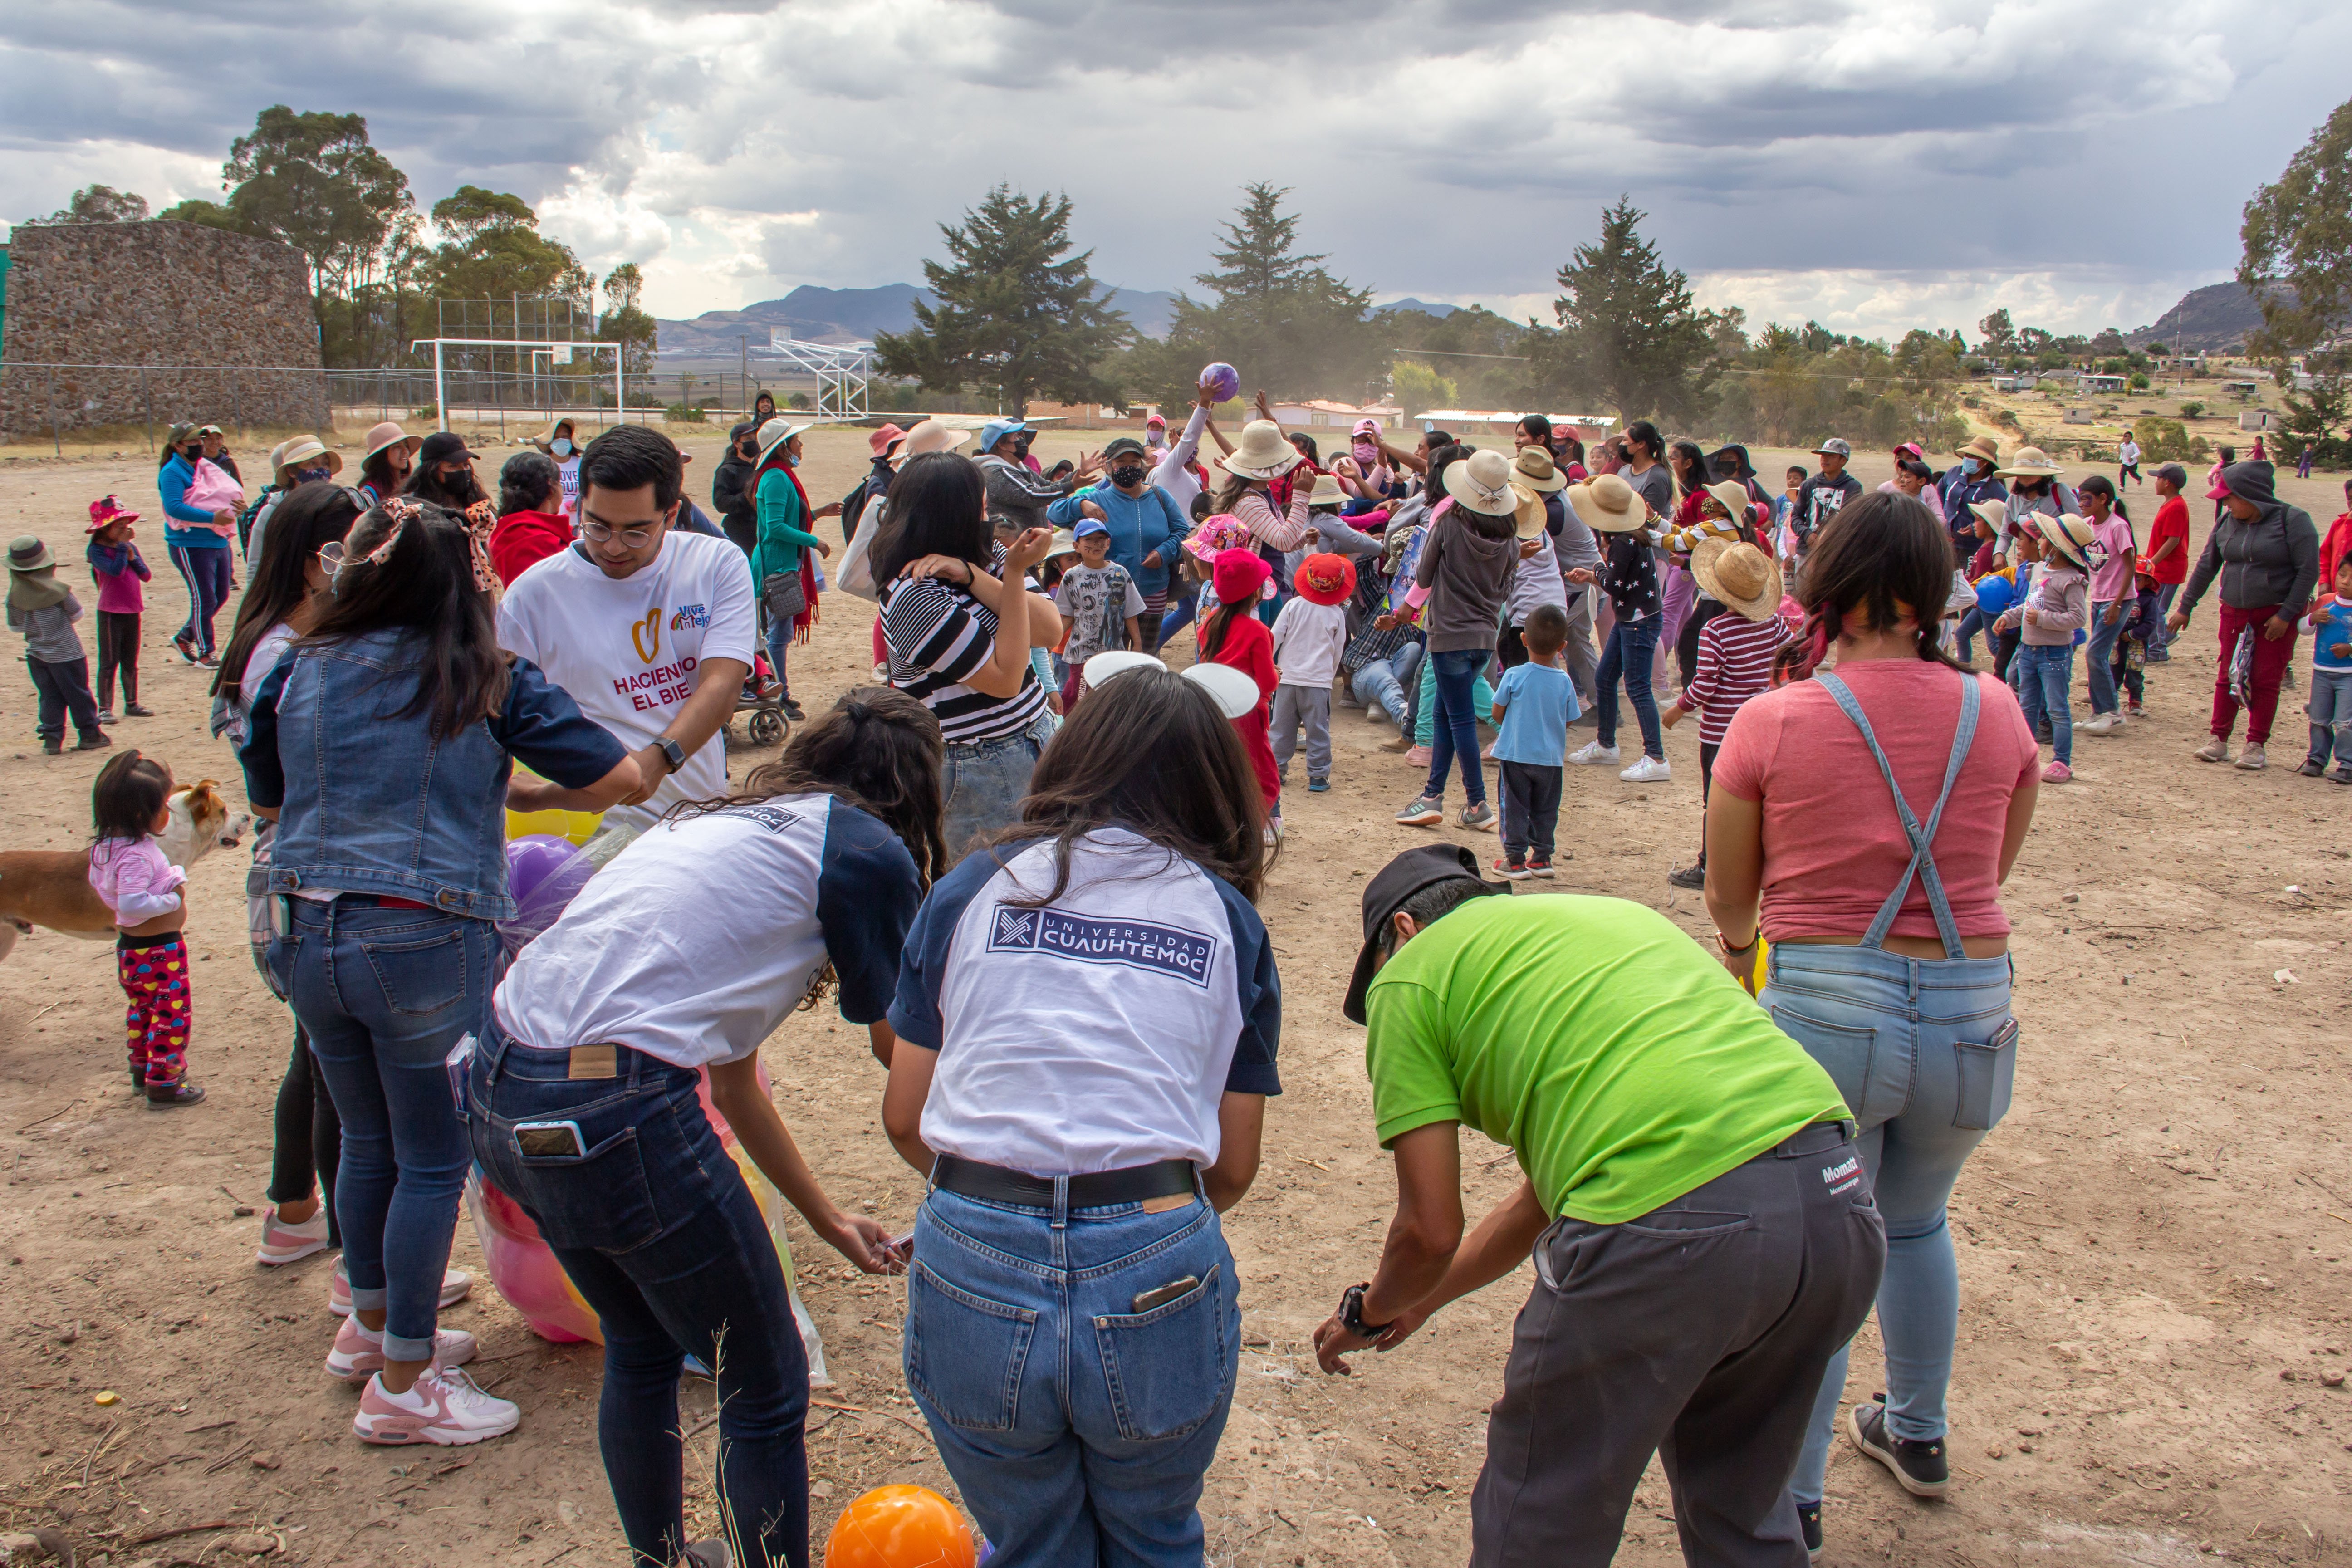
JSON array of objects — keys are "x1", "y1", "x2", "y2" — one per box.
[{"x1": 513, "y1": 1120, "x2": 586, "y2": 1158}]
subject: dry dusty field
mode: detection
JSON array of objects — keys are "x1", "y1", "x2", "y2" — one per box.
[{"x1": 0, "y1": 422, "x2": 2347, "y2": 1568}]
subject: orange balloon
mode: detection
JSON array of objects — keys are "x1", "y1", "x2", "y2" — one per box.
[{"x1": 823, "y1": 1485, "x2": 976, "y2": 1568}]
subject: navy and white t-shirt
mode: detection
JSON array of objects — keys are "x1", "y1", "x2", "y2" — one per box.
[
  {"x1": 494, "y1": 791, "x2": 921, "y2": 1068},
  {"x1": 880, "y1": 555, "x2": 1050, "y2": 745},
  {"x1": 890, "y1": 828, "x2": 1282, "y2": 1175}
]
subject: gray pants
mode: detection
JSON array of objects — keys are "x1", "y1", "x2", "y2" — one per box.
[
  {"x1": 1270, "y1": 683, "x2": 1332, "y2": 780},
  {"x1": 1470, "y1": 1122, "x2": 1885, "y2": 1568},
  {"x1": 1560, "y1": 587, "x2": 1601, "y2": 710}
]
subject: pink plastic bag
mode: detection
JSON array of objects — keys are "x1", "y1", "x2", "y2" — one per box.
[{"x1": 181, "y1": 458, "x2": 245, "y2": 528}]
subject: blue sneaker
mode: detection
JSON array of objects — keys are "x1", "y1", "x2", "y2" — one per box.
[{"x1": 1308, "y1": 776, "x2": 1330, "y2": 793}]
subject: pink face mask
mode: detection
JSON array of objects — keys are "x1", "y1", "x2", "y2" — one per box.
[{"x1": 1351, "y1": 441, "x2": 1381, "y2": 466}]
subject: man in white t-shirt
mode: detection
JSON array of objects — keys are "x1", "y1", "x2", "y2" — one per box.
[{"x1": 497, "y1": 425, "x2": 755, "y2": 834}]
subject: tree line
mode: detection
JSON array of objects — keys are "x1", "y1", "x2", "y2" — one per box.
[{"x1": 29, "y1": 107, "x2": 656, "y2": 377}]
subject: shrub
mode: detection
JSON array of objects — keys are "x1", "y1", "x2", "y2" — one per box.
[
  {"x1": 664, "y1": 402, "x2": 707, "y2": 423},
  {"x1": 2132, "y1": 416, "x2": 2199, "y2": 462},
  {"x1": 2180, "y1": 401, "x2": 2205, "y2": 419},
  {"x1": 2128, "y1": 373, "x2": 2150, "y2": 391},
  {"x1": 414, "y1": 403, "x2": 438, "y2": 419}
]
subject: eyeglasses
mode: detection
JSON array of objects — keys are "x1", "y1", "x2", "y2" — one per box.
[
  {"x1": 318, "y1": 542, "x2": 347, "y2": 568},
  {"x1": 578, "y1": 519, "x2": 657, "y2": 548}
]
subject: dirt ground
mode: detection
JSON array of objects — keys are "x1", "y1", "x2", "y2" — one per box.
[{"x1": 2, "y1": 423, "x2": 2348, "y2": 1568}]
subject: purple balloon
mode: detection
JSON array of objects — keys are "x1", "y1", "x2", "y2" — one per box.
[
  {"x1": 505, "y1": 834, "x2": 578, "y2": 908},
  {"x1": 1198, "y1": 362, "x2": 1240, "y2": 403}
]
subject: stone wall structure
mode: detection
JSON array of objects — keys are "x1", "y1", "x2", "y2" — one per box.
[{"x1": 0, "y1": 220, "x2": 327, "y2": 441}]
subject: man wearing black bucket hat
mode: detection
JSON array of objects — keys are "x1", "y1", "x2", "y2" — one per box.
[{"x1": 1314, "y1": 845, "x2": 1884, "y2": 1566}]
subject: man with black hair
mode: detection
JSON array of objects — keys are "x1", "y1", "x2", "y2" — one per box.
[
  {"x1": 495, "y1": 424, "x2": 755, "y2": 834},
  {"x1": 1315, "y1": 846, "x2": 1882, "y2": 1567}
]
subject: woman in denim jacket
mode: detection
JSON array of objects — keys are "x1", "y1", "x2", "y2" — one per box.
[
  {"x1": 882, "y1": 668, "x2": 1280, "y2": 1565},
  {"x1": 1702, "y1": 494, "x2": 2041, "y2": 1559},
  {"x1": 240, "y1": 498, "x2": 640, "y2": 1447}
]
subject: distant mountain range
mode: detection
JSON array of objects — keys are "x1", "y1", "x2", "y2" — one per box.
[
  {"x1": 2127, "y1": 282, "x2": 2268, "y2": 353},
  {"x1": 656, "y1": 284, "x2": 1463, "y2": 357}
]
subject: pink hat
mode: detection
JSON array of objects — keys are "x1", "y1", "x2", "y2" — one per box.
[
  {"x1": 868, "y1": 423, "x2": 908, "y2": 457},
  {"x1": 1210, "y1": 547, "x2": 1270, "y2": 605},
  {"x1": 87, "y1": 495, "x2": 139, "y2": 533},
  {"x1": 1352, "y1": 417, "x2": 1382, "y2": 438},
  {"x1": 1144, "y1": 411, "x2": 1166, "y2": 428}
]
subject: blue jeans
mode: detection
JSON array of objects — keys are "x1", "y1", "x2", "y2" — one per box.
[
  {"x1": 169, "y1": 543, "x2": 232, "y2": 656},
  {"x1": 906, "y1": 1186, "x2": 1240, "y2": 1568},
  {"x1": 472, "y1": 1029, "x2": 810, "y2": 1568},
  {"x1": 1424, "y1": 648, "x2": 1490, "y2": 805},
  {"x1": 1349, "y1": 642, "x2": 1422, "y2": 722},
  {"x1": 273, "y1": 901, "x2": 488, "y2": 1362},
  {"x1": 1157, "y1": 591, "x2": 1198, "y2": 646},
  {"x1": 2309, "y1": 667, "x2": 2352, "y2": 768},
  {"x1": 1761, "y1": 942, "x2": 2016, "y2": 1504},
  {"x1": 942, "y1": 719, "x2": 1048, "y2": 863},
  {"x1": 764, "y1": 608, "x2": 794, "y2": 700},
  {"x1": 2084, "y1": 601, "x2": 2124, "y2": 714},
  {"x1": 1954, "y1": 606, "x2": 1988, "y2": 664},
  {"x1": 2012, "y1": 642, "x2": 2073, "y2": 763},
  {"x1": 2150, "y1": 582, "x2": 2181, "y2": 653},
  {"x1": 1596, "y1": 614, "x2": 1663, "y2": 760}
]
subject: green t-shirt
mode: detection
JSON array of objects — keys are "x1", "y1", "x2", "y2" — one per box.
[{"x1": 1363, "y1": 893, "x2": 1849, "y2": 1225}]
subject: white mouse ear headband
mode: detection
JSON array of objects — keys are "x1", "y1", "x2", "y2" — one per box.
[{"x1": 1081, "y1": 652, "x2": 1260, "y2": 719}]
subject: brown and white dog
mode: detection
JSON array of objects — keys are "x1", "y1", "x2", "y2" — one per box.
[{"x1": 0, "y1": 781, "x2": 251, "y2": 963}]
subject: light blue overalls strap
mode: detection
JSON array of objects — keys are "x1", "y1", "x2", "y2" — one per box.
[{"x1": 1811, "y1": 670, "x2": 1980, "y2": 960}]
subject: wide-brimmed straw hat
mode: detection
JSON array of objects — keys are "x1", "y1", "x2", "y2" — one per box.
[
  {"x1": 1691, "y1": 538, "x2": 1782, "y2": 621},
  {"x1": 362, "y1": 421, "x2": 423, "y2": 463},
  {"x1": 1219, "y1": 420, "x2": 1303, "y2": 481},
  {"x1": 274, "y1": 436, "x2": 342, "y2": 483},
  {"x1": 890, "y1": 418, "x2": 974, "y2": 468},
  {"x1": 1564, "y1": 472, "x2": 1647, "y2": 533},
  {"x1": 1306, "y1": 471, "x2": 1348, "y2": 508},
  {"x1": 1704, "y1": 480, "x2": 1754, "y2": 530},
  {"x1": 1509, "y1": 445, "x2": 1566, "y2": 494},
  {"x1": 1444, "y1": 449, "x2": 1520, "y2": 517},
  {"x1": 9, "y1": 536, "x2": 56, "y2": 572},
  {"x1": 537, "y1": 416, "x2": 579, "y2": 451},
  {"x1": 755, "y1": 417, "x2": 811, "y2": 465},
  {"x1": 1967, "y1": 498, "x2": 2006, "y2": 535},
  {"x1": 1955, "y1": 434, "x2": 2000, "y2": 464},
  {"x1": 2035, "y1": 511, "x2": 2098, "y2": 568},
  {"x1": 1996, "y1": 446, "x2": 2063, "y2": 479}
]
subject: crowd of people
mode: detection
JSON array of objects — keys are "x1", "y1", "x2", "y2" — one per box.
[{"x1": 7, "y1": 385, "x2": 2348, "y2": 1568}]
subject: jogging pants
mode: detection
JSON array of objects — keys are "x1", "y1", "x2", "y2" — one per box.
[
  {"x1": 94, "y1": 611, "x2": 140, "y2": 709},
  {"x1": 169, "y1": 544, "x2": 232, "y2": 657}
]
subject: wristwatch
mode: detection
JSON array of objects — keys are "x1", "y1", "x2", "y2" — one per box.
[
  {"x1": 655, "y1": 736, "x2": 687, "y2": 775},
  {"x1": 1338, "y1": 1282, "x2": 1393, "y2": 1340}
]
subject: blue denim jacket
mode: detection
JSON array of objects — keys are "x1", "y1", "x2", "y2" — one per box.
[{"x1": 240, "y1": 627, "x2": 627, "y2": 920}]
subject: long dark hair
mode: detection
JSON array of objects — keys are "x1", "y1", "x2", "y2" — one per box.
[
  {"x1": 2075, "y1": 472, "x2": 2131, "y2": 525},
  {"x1": 984, "y1": 666, "x2": 1266, "y2": 906},
  {"x1": 213, "y1": 483, "x2": 360, "y2": 695},
  {"x1": 677, "y1": 686, "x2": 947, "y2": 890},
  {"x1": 500, "y1": 451, "x2": 560, "y2": 515},
  {"x1": 303, "y1": 501, "x2": 510, "y2": 735},
  {"x1": 871, "y1": 452, "x2": 990, "y2": 588},
  {"x1": 1199, "y1": 596, "x2": 1254, "y2": 662},
  {"x1": 359, "y1": 447, "x2": 407, "y2": 498},
  {"x1": 404, "y1": 456, "x2": 490, "y2": 512},
  {"x1": 1775, "y1": 492, "x2": 1965, "y2": 682},
  {"x1": 91, "y1": 750, "x2": 173, "y2": 847},
  {"x1": 1670, "y1": 440, "x2": 1709, "y2": 500}
]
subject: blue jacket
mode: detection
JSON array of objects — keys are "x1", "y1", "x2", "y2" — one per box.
[
  {"x1": 158, "y1": 452, "x2": 228, "y2": 550},
  {"x1": 1047, "y1": 481, "x2": 1187, "y2": 598},
  {"x1": 239, "y1": 628, "x2": 628, "y2": 920},
  {"x1": 1938, "y1": 469, "x2": 2009, "y2": 551}
]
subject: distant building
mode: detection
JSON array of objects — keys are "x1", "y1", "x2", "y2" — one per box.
[
  {"x1": 1269, "y1": 399, "x2": 1405, "y2": 430},
  {"x1": 2081, "y1": 373, "x2": 2127, "y2": 394},
  {"x1": 1416, "y1": 408, "x2": 1619, "y2": 442}
]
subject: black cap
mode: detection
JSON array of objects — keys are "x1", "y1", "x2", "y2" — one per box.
[
  {"x1": 1343, "y1": 845, "x2": 1507, "y2": 1025},
  {"x1": 417, "y1": 431, "x2": 476, "y2": 465},
  {"x1": 1104, "y1": 436, "x2": 1148, "y2": 461},
  {"x1": 728, "y1": 421, "x2": 755, "y2": 443}
]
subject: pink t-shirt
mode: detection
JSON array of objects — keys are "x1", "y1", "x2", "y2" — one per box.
[
  {"x1": 1713, "y1": 662, "x2": 2038, "y2": 942},
  {"x1": 2088, "y1": 515, "x2": 2136, "y2": 601}
]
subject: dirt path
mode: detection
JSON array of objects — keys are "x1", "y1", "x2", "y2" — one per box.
[{"x1": 1, "y1": 430, "x2": 2347, "y2": 1567}]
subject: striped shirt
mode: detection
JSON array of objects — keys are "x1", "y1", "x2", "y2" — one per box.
[
  {"x1": 1681, "y1": 610, "x2": 1792, "y2": 745},
  {"x1": 880, "y1": 573, "x2": 1049, "y2": 744}
]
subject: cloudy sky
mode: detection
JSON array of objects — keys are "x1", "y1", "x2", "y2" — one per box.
[{"x1": 3, "y1": 0, "x2": 2347, "y2": 342}]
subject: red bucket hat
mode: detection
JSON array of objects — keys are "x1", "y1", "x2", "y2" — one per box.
[
  {"x1": 868, "y1": 423, "x2": 908, "y2": 457},
  {"x1": 1210, "y1": 547, "x2": 1269, "y2": 605},
  {"x1": 1294, "y1": 552, "x2": 1356, "y2": 606}
]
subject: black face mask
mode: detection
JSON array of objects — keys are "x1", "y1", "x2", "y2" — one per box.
[
  {"x1": 1013, "y1": 436, "x2": 1033, "y2": 458},
  {"x1": 1111, "y1": 464, "x2": 1147, "y2": 489}
]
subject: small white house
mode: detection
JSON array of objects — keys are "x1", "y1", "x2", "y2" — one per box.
[{"x1": 2081, "y1": 373, "x2": 2127, "y2": 394}]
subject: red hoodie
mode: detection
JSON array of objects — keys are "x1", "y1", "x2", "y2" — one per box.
[
  {"x1": 2322, "y1": 510, "x2": 2352, "y2": 590},
  {"x1": 490, "y1": 509, "x2": 573, "y2": 585}
]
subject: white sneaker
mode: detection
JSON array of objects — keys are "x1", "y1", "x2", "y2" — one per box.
[
  {"x1": 1620, "y1": 755, "x2": 1672, "y2": 783},
  {"x1": 326, "y1": 1316, "x2": 478, "y2": 1381},
  {"x1": 1567, "y1": 740, "x2": 1621, "y2": 766},
  {"x1": 332, "y1": 1260, "x2": 476, "y2": 1316},
  {"x1": 1365, "y1": 698, "x2": 1388, "y2": 724},
  {"x1": 256, "y1": 1203, "x2": 330, "y2": 1266},
  {"x1": 2081, "y1": 711, "x2": 2122, "y2": 734},
  {"x1": 352, "y1": 1366, "x2": 519, "y2": 1446}
]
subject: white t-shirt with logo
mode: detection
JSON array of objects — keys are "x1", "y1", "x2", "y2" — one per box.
[
  {"x1": 555, "y1": 454, "x2": 583, "y2": 516},
  {"x1": 495, "y1": 532, "x2": 756, "y2": 832}
]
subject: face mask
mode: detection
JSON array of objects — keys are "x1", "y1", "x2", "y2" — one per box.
[
  {"x1": 1146, "y1": 431, "x2": 1166, "y2": 449},
  {"x1": 551, "y1": 439, "x2": 573, "y2": 457},
  {"x1": 294, "y1": 465, "x2": 331, "y2": 484},
  {"x1": 1111, "y1": 464, "x2": 1147, "y2": 488},
  {"x1": 1961, "y1": 457, "x2": 1983, "y2": 477},
  {"x1": 1352, "y1": 441, "x2": 1381, "y2": 466},
  {"x1": 1013, "y1": 436, "x2": 1032, "y2": 459}
]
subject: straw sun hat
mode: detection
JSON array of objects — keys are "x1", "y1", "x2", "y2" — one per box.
[
  {"x1": 1690, "y1": 538, "x2": 1783, "y2": 621},
  {"x1": 273, "y1": 436, "x2": 343, "y2": 483},
  {"x1": 1444, "y1": 449, "x2": 1520, "y2": 517},
  {"x1": 1995, "y1": 445, "x2": 2063, "y2": 479},
  {"x1": 2035, "y1": 511, "x2": 2099, "y2": 569},
  {"x1": 889, "y1": 418, "x2": 973, "y2": 468},
  {"x1": 1563, "y1": 472, "x2": 1648, "y2": 532},
  {"x1": 1219, "y1": 419, "x2": 1303, "y2": 481},
  {"x1": 755, "y1": 417, "x2": 812, "y2": 465}
]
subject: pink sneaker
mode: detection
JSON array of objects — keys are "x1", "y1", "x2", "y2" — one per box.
[
  {"x1": 2041, "y1": 760, "x2": 2073, "y2": 783},
  {"x1": 352, "y1": 1366, "x2": 519, "y2": 1446},
  {"x1": 325, "y1": 1316, "x2": 479, "y2": 1381},
  {"x1": 256, "y1": 1204, "x2": 330, "y2": 1266},
  {"x1": 332, "y1": 1259, "x2": 475, "y2": 1316},
  {"x1": 1404, "y1": 745, "x2": 1432, "y2": 767}
]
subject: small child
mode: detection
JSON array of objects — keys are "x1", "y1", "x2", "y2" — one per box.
[
  {"x1": 1997, "y1": 514, "x2": 2092, "y2": 784},
  {"x1": 1053, "y1": 519, "x2": 1142, "y2": 712},
  {"x1": 1662, "y1": 541, "x2": 1792, "y2": 888},
  {"x1": 1775, "y1": 466, "x2": 1807, "y2": 569},
  {"x1": 88, "y1": 751, "x2": 204, "y2": 1106},
  {"x1": 1269, "y1": 553, "x2": 1353, "y2": 793},
  {"x1": 85, "y1": 497, "x2": 154, "y2": 724},
  {"x1": 8, "y1": 535, "x2": 109, "y2": 755},
  {"x1": 1488, "y1": 602, "x2": 1577, "y2": 879},
  {"x1": 1199, "y1": 549, "x2": 1281, "y2": 840},
  {"x1": 2301, "y1": 554, "x2": 2352, "y2": 782}
]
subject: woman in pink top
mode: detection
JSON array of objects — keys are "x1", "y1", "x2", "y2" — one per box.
[
  {"x1": 1702, "y1": 491, "x2": 2040, "y2": 1553},
  {"x1": 1212, "y1": 419, "x2": 1311, "y2": 625}
]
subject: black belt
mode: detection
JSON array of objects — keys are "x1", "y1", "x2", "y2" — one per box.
[{"x1": 931, "y1": 1154, "x2": 1196, "y2": 1208}]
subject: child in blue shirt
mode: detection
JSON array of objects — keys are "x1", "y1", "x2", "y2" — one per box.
[
  {"x1": 2302, "y1": 554, "x2": 2352, "y2": 782},
  {"x1": 1487, "y1": 602, "x2": 1579, "y2": 879}
]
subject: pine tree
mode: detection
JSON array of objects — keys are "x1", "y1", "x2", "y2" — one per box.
[
  {"x1": 1533, "y1": 197, "x2": 1715, "y2": 425},
  {"x1": 873, "y1": 186, "x2": 1128, "y2": 414}
]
